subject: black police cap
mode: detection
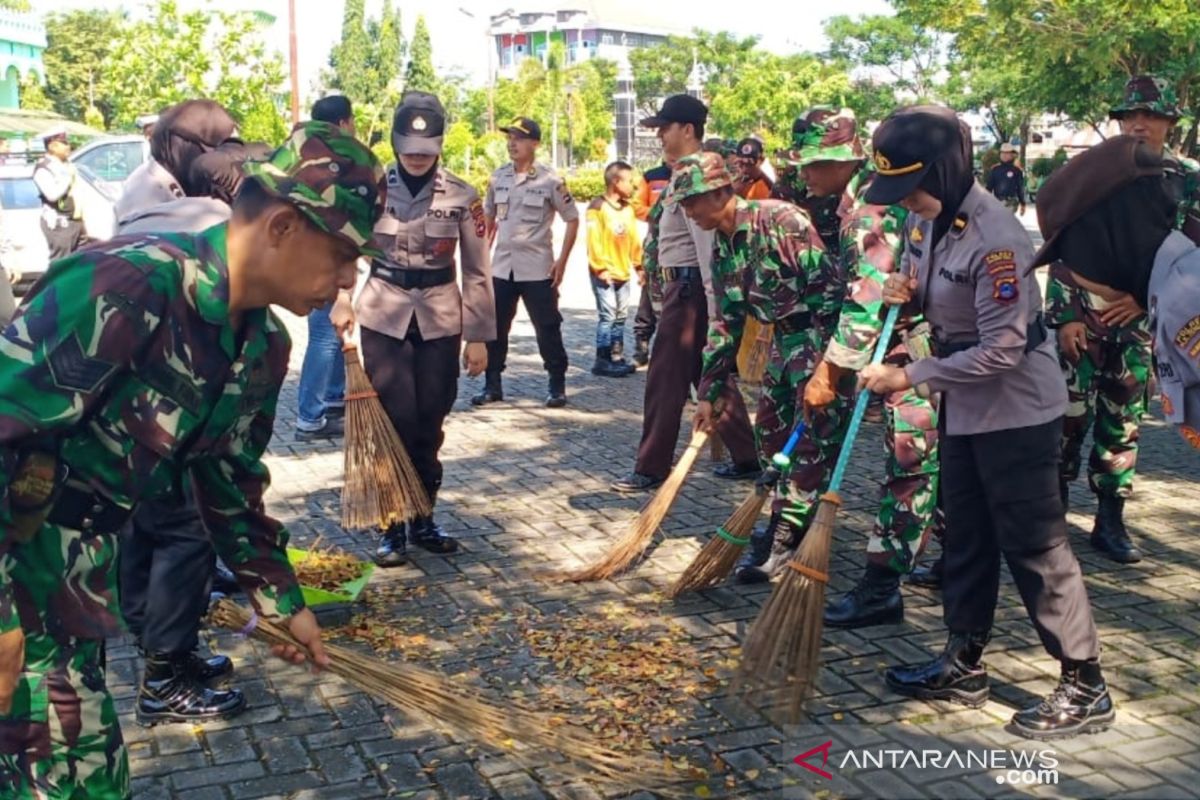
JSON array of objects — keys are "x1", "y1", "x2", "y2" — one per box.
[
  {"x1": 499, "y1": 117, "x2": 542, "y2": 141},
  {"x1": 393, "y1": 92, "x2": 446, "y2": 138},
  {"x1": 640, "y1": 94, "x2": 707, "y2": 129},
  {"x1": 863, "y1": 105, "x2": 963, "y2": 206}
]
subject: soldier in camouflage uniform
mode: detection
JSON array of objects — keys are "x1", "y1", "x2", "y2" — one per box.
[
  {"x1": 785, "y1": 109, "x2": 943, "y2": 628},
  {"x1": 773, "y1": 110, "x2": 847, "y2": 261},
  {"x1": 677, "y1": 152, "x2": 849, "y2": 580},
  {"x1": 0, "y1": 121, "x2": 383, "y2": 799},
  {"x1": 1048, "y1": 75, "x2": 1200, "y2": 564}
]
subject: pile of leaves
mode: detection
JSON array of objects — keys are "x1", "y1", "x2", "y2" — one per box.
[{"x1": 292, "y1": 543, "x2": 366, "y2": 592}]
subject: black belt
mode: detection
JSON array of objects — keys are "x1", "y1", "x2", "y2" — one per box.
[
  {"x1": 46, "y1": 480, "x2": 133, "y2": 537},
  {"x1": 774, "y1": 311, "x2": 813, "y2": 336},
  {"x1": 371, "y1": 262, "x2": 455, "y2": 290},
  {"x1": 662, "y1": 267, "x2": 701, "y2": 282},
  {"x1": 933, "y1": 313, "x2": 1048, "y2": 358}
]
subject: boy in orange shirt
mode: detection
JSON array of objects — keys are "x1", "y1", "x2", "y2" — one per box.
[{"x1": 586, "y1": 161, "x2": 642, "y2": 377}]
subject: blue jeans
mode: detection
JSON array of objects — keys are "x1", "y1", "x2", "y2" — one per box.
[
  {"x1": 591, "y1": 273, "x2": 629, "y2": 350},
  {"x1": 296, "y1": 301, "x2": 346, "y2": 429}
]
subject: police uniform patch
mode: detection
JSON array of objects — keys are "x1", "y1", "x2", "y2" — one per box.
[
  {"x1": 985, "y1": 249, "x2": 1017, "y2": 275},
  {"x1": 47, "y1": 333, "x2": 118, "y2": 394},
  {"x1": 469, "y1": 198, "x2": 486, "y2": 238},
  {"x1": 556, "y1": 181, "x2": 573, "y2": 204},
  {"x1": 909, "y1": 226, "x2": 923, "y2": 243},
  {"x1": 1161, "y1": 392, "x2": 1175, "y2": 416},
  {"x1": 993, "y1": 275, "x2": 1019, "y2": 304},
  {"x1": 1175, "y1": 314, "x2": 1200, "y2": 348},
  {"x1": 1181, "y1": 425, "x2": 1200, "y2": 450}
]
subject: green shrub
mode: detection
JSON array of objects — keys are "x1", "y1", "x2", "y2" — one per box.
[{"x1": 564, "y1": 168, "x2": 606, "y2": 202}]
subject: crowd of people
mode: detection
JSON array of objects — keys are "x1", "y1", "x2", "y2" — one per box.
[{"x1": 0, "y1": 69, "x2": 1196, "y2": 798}]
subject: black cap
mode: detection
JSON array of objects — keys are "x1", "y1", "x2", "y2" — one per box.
[
  {"x1": 736, "y1": 137, "x2": 763, "y2": 160},
  {"x1": 640, "y1": 94, "x2": 707, "y2": 129},
  {"x1": 500, "y1": 117, "x2": 541, "y2": 141},
  {"x1": 863, "y1": 105, "x2": 962, "y2": 206},
  {"x1": 393, "y1": 91, "x2": 446, "y2": 155}
]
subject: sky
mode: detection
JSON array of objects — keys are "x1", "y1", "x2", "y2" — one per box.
[{"x1": 50, "y1": 0, "x2": 894, "y2": 98}]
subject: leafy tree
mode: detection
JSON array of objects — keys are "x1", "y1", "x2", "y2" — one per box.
[
  {"x1": 18, "y1": 73, "x2": 52, "y2": 111},
  {"x1": 627, "y1": 30, "x2": 760, "y2": 115},
  {"x1": 41, "y1": 10, "x2": 124, "y2": 126},
  {"x1": 404, "y1": 15, "x2": 437, "y2": 95},
  {"x1": 328, "y1": 0, "x2": 373, "y2": 103},
  {"x1": 823, "y1": 13, "x2": 949, "y2": 102}
]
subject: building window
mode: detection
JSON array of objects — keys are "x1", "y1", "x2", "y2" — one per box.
[{"x1": 601, "y1": 33, "x2": 613, "y2": 45}]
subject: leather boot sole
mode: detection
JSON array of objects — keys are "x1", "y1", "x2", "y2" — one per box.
[
  {"x1": 1006, "y1": 706, "x2": 1116, "y2": 741},
  {"x1": 135, "y1": 696, "x2": 247, "y2": 727},
  {"x1": 410, "y1": 539, "x2": 459, "y2": 554},
  {"x1": 1089, "y1": 536, "x2": 1142, "y2": 564},
  {"x1": 884, "y1": 673, "x2": 990, "y2": 708},
  {"x1": 824, "y1": 603, "x2": 904, "y2": 629},
  {"x1": 373, "y1": 552, "x2": 408, "y2": 567}
]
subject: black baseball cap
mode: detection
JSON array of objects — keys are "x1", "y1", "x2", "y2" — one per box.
[
  {"x1": 393, "y1": 91, "x2": 446, "y2": 155},
  {"x1": 863, "y1": 105, "x2": 963, "y2": 206},
  {"x1": 736, "y1": 137, "x2": 763, "y2": 160},
  {"x1": 500, "y1": 117, "x2": 541, "y2": 141},
  {"x1": 640, "y1": 94, "x2": 707, "y2": 129}
]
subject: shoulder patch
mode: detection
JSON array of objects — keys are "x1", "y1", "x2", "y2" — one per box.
[
  {"x1": 556, "y1": 179, "x2": 573, "y2": 204},
  {"x1": 1174, "y1": 314, "x2": 1200, "y2": 348},
  {"x1": 909, "y1": 226, "x2": 923, "y2": 243},
  {"x1": 468, "y1": 198, "x2": 486, "y2": 239},
  {"x1": 992, "y1": 274, "x2": 1019, "y2": 304},
  {"x1": 1181, "y1": 425, "x2": 1200, "y2": 450},
  {"x1": 984, "y1": 249, "x2": 1017, "y2": 275},
  {"x1": 47, "y1": 333, "x2": 118, "y2": 394}
]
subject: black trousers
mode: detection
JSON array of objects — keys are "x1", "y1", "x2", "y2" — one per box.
[
  {"x1": 362, "y1": 323, "x2": 461, "y2": 505},
  {"x1": 633, "y1": 285, "x2": 657, "y2": 343},
  {"x1": 118, "y1": 487, "x2": 214, "y2": 655},
  {"x1": 941, "y1": 414, "x2": 1099, "y2": 662},
  {"x1": 41, "y1": 218, "x2": 85, "y2": 261},
  {"x1": 486, "y1": 277, "x2": 567, "y2": 381}
]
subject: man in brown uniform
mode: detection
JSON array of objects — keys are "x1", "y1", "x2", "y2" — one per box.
[
  {"x1": 611, "y1": 95, "x2": 758, "y2": 492},
  {"x1": 472, "y1": 118, "x2": 579, "y2": 408},
  {"x1": 333, "y1": 92, "x2": 494, "y2": 565}
]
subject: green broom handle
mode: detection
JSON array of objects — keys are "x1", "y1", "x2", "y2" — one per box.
[{"x1": 827, "y1": 303, "x2": 902, "y2": 494}]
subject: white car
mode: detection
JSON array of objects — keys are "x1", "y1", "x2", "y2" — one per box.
[
  {"x1": 71, "y1": 134, "x2": 149, "y2": 196},
  {"x1": 0, "y1": 161, "x2": 120, "y2": 294}
]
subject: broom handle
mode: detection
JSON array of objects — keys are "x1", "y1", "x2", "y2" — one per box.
[{"x1": 827, "y1": 303, "x2": 902, "y2": 494}]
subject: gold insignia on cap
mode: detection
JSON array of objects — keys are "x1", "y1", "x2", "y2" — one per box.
[
  {"x1": 412, "y1": 116, "x2": 427, "y2": 131},
  {"x1": 874, "y1": 150, "x2": 925, "y2": 176}
]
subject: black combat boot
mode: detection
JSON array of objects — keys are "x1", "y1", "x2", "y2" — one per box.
[
  {"x1": 471, "y1": 374, "x2": 503, "y2": 406},
  {"x1": 409, "y1": 515, "x2": 459, "y2": 554},
  {"x1": 139, "y1": 644, "x2": 232, "y2": 684},
  {"x1": 374, "y1": 522, "x2": 407, "y2": 567},
  {"x1": 591, "y1": 347, "x2": 629, "y2": 378},
  {"x1": 735, "y1": 515, "x2": 804, "y2": 585},
  {"x1": 1009, "y1": 660, "x2": 1115, "y2": 740},
  {"x1": 732, "y1": 512, "x2": 780, "y2": 584},
  {"x1": 211, "y1": 560, "x2": 240, "y2": 595},
  {"x1": 545, "y1": 373, "x2": 567, "y2": 408},
  {"x1": 824, "y1": 563, "x2": 904, "y2": 629},
  {"x1": 609, "y1": 340, "x2": 636, "y2": 375},
  {"x1": 907, "y1": 553, "x2": 944, "y2": 590},
  {"x1": 633, "y1": 337, "x2": 650, "y2": 367},
  {"x1": 885, "y1": 631, "x2": 990, "y2": 707},
  {"x1": 136, "y1": 652, "x2": 245, "y2": 726},
  {"x1": 1090, "y1": 493, "x2": 1141, "y2": 563}
]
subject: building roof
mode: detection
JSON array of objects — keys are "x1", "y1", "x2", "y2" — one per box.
[
  {"x1": 0, "y1": 11, "x2": 47, "y2": 49},
  {"x1": 489, "y1": 2, "x2": 688, "y2": 37}
]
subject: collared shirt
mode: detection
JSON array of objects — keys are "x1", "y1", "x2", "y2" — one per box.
[
  {"x1": 485, "y1": 161, "x2": 578, "y2": 281},
  {"x1": 357, "y1": 166, "x2": 494, "y2": 342},
  {"x1": 985, "y1": 162, "x2": 1027, "y2": 203},
  {"x1": 904, "y1": 184, "x2": 1066, "y2": 436},
  {"x1": 115, "y1": 157, "x2": 185, "y2": 226},
  {"x1": 1147, "y1": 230, "x2": 1200, "y2": 447},
  {"x1": 32, "y1": 156, "x2": 78, "y2": 228},
  {"x1": 586, "y1": 197, "x2": 641, "y2": 282},
  {"x1": 0, "y1": 223, "x2": 302, "y2": 640}
]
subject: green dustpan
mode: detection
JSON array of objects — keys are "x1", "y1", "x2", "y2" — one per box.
[{"x1": 287, "y1": 547, "x2": 375, "y2": 607}]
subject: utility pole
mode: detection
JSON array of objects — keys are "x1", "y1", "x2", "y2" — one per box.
[{"x1": 288, "y1": 0, "x2": 301, "y2": 126}]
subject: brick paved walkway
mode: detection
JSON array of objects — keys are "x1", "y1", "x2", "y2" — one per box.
[{"x1": 120, "y1": 224, "x2": 1200, "y2": 800}]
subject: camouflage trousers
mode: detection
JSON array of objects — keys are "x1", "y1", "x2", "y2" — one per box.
[
  {"x1": 867, "y1": 379, "x2": 940, "y2": 575},
  {"x1": 1060, "y1": 332, "x2": 1151, "y2": 498},
  {"x1": 0, "y1": 524, "x2": 130, "y2": 800},
  {"x1": 755, "y1": 358, "x2": 850, "y2": 535}
]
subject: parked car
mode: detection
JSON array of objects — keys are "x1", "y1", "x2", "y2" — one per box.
[
  {"x1": 70, "y1": 135, "x2": 149, "y2": 197},
  {"x1": 0, "y1": 161, "x2": 119, "y2": 294}
]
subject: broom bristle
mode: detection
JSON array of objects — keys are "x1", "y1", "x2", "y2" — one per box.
[
  {"x1": 342, "y1": 346, "x2": 432, "y2": 530},
  {"x1": 735, "y1": 492, "x2": 840, "y2": 722},
  {"x1": 737, "y1": 319, "x2": 773, "y2": 387},
  {"x1": 209, "y1": 599, "x2": 684, "y2": 793},
  {"x1": 558, "y1": 430, "x2": 708, "y2": 582},
  {"x1": 709, "y1": 433, "x2": 727, "y2": 463},
  {"x1": 667, "y1": 487, "x2": 769, "y2": 598}
]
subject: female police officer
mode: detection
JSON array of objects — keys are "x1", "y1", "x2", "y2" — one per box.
[
  {"x1": 332, "y1": 92, "x2": 495, "y2": 566},
  {"x1": 857, "y1": 106, "x2": 1114, "y2": 740}
]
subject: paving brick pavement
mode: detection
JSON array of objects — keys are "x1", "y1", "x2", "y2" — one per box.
[{"x1": 118, "y1": 218, "x2": 1200, "y2": 800}]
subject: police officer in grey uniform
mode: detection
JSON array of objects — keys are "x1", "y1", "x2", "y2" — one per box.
[
  {"x1": 333, "y1": 92, "x2": 495, "y2": 566},
  {"x1": 859, "y1": 106, "x2": 1113, "y2": 741},
  {"x1": 32, "y1": 127, "x2": 86, "y2": 259},
  {"x1": 472, "y1": 117, "x2": 579, "y2": 408}
]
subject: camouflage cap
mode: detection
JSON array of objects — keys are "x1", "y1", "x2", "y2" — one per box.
[
  {"x1": 774, "y1": 107, "x2": 838, "y2": 166},
  {"x1": 667, "y1": 151, "x2": 733, "y2": 204},
  {"x1": 242, "y1": 120, "x2": 387, "y2": 258},
  {"x1": 794, "y1": 108, "x2": 865, "y2": 166},
  {"x1": 1110, "y1": 75, "x2": 1181, "y2": 121}
]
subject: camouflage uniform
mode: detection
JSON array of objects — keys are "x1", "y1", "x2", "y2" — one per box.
[
  {"x1": 0, "y1": 123, "x2": 385, "y2": 799},
  {"x1": 798, "y1": 111, "x2": 942, "y2": 576},
  {"x1": 774, "y1": 109, "x2": 847, "y2": 260},
  {"x1": 677, "y1": 154, "x2": 846, "y2": 534},
  {"x1": 1049, "y1": 76, "x2": 1200, "y2": 499}
]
